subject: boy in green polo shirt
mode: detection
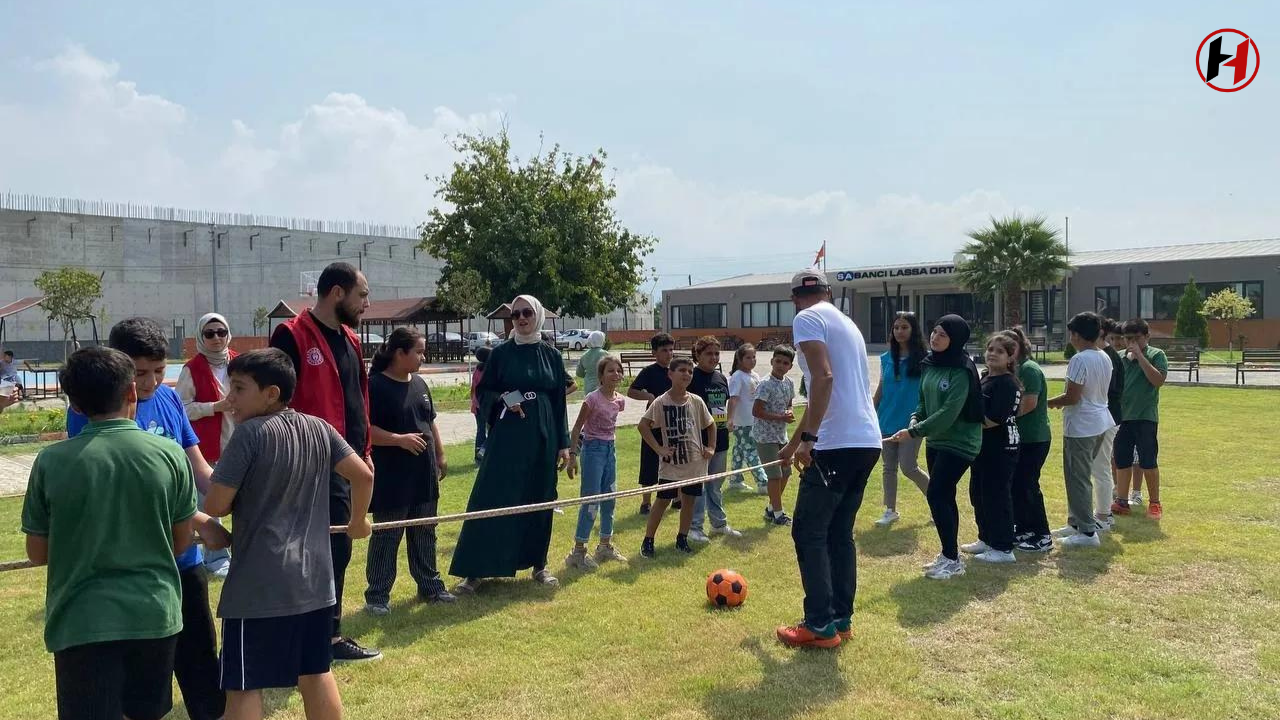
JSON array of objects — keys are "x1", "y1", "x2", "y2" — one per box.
[
  {"x1": 1110, "y1": 318, "x2": 1169, "y2": 520},
  {"x1": 22, "y1": 347, "x2": 205, "y2": 720}
]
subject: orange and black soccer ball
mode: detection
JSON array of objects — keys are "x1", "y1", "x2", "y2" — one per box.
[{"x1": 706, "y1": 569, "x2": 748, "y2": 608}]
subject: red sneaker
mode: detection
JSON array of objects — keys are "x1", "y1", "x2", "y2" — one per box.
[
  {"x1": 776, "y1": 623, "x2": 841, "y2": 649},
  {"x1": 1111, "y1": 500, "x2": 1131, "y2": 516},
  {"x1": 1148, "y1": 502, "x2": 1163, "y2": 520}
]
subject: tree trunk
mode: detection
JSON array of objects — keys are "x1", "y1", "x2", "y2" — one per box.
[{"x1": 1004, "y1": 286, "x2": 1023, "y2": 330}]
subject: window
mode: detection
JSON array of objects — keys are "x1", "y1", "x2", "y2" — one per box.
[
  {"x1": 741, "y1": 301, "x2": 796, "y2": 328},
  {"x1": 671, "y1": 303, "x2": 726, "y2": 329},
  {"x1": 923, "y1": 293, "x2": 995, "y2": 332},
  {"x1": 1138, "y1": 281, "x2": 1264, "y2": 320},
  {"x1": 1095, "y1": 286, "x2": 1121, "y2": 319}
]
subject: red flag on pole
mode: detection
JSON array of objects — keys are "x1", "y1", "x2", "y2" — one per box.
[{"x1": 813, "y1": 241, "x2": 826, "y2": 266}]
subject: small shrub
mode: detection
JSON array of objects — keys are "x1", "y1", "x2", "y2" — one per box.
[{"x1": 1062, "y1": 343, "x2": 1077, "y2": 360}]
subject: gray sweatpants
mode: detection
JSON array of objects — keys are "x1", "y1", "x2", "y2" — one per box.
[
  {"x1": 881, "y1": 436, "x2": 930, "y2": 509},
  {"x1": 1064, "y1": 435, "x2": 1106, "y2": 535}
]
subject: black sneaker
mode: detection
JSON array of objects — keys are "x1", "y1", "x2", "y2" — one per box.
[
  {"x1": 640, "y1": 538, "x2": 656, "y2": 558},
  {"x1": 1016, "y1": 535, "x2": 1053, "y2": 553},
  {"x1": 332, "y1": 637, "x2": 382, "y2": 663},
  {"x1": 421, "y1": 589, "x2": 458, "y2": 604},
  {"x1": 639, "y1": 503, "x2": 651, "y2": 516},
  {"x1": 1014, "y1": 531, "x2": 1034, "y2": 543},
  {"x1": 772, "y1": 511, "x2": 793, "y2": 526},
  {"x1": 675, "y1": 535, "x2": 693, "y2": 554}
]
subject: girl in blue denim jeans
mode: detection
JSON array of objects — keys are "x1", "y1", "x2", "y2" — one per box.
[{"x1": 565, "y1": 355, "x2": 629, "y2": 569}]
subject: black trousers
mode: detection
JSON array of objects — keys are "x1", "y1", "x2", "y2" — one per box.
[
  {"x1": 791, "y1": 447, "x2": 879, "y2": 629},
  {"x1": 1011, "y1": 441, "x2": 1052, "y2": 538},
  {"x1": 175, "y1": 567, "x2": 225, "y2": 720},
  {"x1": 330, "y1": 494, "x2": 352, "y2": 638},
  {"x1": 925, "y1": 447, "x2": 974, "y2": 560},
  {"x1": 365, "y1": 500, "x2": 446, "y2": 605},
  {"x1": 969, "y1": 446, "x2": 1019, "y2": 552}
]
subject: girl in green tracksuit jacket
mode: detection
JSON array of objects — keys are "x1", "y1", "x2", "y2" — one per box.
[{"x1": 892, "y1": 314, "x2": 982, "y2": 580}]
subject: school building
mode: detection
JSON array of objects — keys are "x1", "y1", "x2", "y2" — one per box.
[{"x1": 660, "y1": 238, "x2": 1280, "y2": 349}]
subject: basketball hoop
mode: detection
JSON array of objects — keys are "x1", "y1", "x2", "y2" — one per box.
[{"x1": 300, "y1": 270, "x2": 322, "y2": 298}]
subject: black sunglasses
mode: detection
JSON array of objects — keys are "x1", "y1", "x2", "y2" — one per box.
[
  {"x1": 512, "y1": 308, "x2": 536, "y2": 319},
  {"x1": 202, "y1": 329, "x2": 229, "y2": 339}
]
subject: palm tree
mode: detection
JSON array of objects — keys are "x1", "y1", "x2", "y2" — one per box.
[{"x1": 955, "y1": 214, "x2": 1072, "y2": 330}]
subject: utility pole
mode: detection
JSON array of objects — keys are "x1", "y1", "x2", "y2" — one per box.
[{"x1": 210, "y1": 224, "x2": 220, "y2": 313}]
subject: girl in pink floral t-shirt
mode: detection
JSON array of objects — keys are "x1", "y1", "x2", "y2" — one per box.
[{"x1": 565, "y1": 355, "x2": 628, "y2": 569}]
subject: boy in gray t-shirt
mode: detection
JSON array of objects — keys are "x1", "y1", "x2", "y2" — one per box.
[{"x1": 204, "y1": 349, "x2": 374, "y2": 712}]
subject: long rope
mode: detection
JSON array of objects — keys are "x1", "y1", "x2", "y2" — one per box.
[{"x1": 0, "y1": 459, "x2": 789, "y2": 574}]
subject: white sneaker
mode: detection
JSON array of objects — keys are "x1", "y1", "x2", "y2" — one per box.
[
  {"x1": 921, "y1": 553, "x2": 948, "y2": 571},
  {"x1": 874, "y1": 509, "x2": 900, "y2": 527},
  {"x1": 973, "y1": 549, "x2": 1016, "y2": 564},
  {"x1": 1094, "y1": 515, "x2": 1114, "y2": 532},
  {"x1": 926, "y1": 558, "x2": 966, "y2": 580},
  {"x1": 688, "y1": 530, "x2": 711, "y2": 543},
  {"x1": 1051, "y1": 525, "x2": 1078, "y2": 539},
  {"x1": 711, "y1": 525, "x2": 743, "y2": 538},
  {"x1": 960, "y1": 540, "x2": 991, "y2": 554},
  {"x1": 1061, "y1": 532, "x2": 1102, "y2": 548},
  {"x1": 1130, "y1": 491, "x2": 1144, "y2": 506}
]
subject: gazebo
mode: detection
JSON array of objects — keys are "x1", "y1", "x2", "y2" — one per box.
[
  {"x1": 486, "y1": 302, "x2": 561, "y2": 340},
  {"x1": 361, "y1": 296, "x2": 469, "y2": 363}
]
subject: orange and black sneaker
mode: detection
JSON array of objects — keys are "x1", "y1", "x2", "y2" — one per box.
[
  {"x1": 1110, "y1": 499, "x2": 1130, "y2": 516},
  {"x1": 834, "y1": 618, "x2": 853, "y2": 641},
  {"x1": 1148, "y1": 502, "x2": 1163, "y2": 520},
  {"x1": 776, "y1": 622, "x2": 841, "y2": 649}
]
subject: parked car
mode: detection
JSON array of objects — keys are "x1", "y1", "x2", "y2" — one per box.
[
  {"x1": 559, "y1": 328, "x2": 594, "y2": 351},
  {"x1": 542, "y1": 331, "x2": 570, "y2": 350},
  {"x1": 465, "y1": 331, "x2": 500, "y2": 352},
  {"x1": 357, "y1": 332, "x2": 385, "y2": 357},
  {"x1": 427, "y1": 332, "x2": 464, "y2": 345}
]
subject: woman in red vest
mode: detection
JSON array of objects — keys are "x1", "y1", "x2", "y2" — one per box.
[{"x1": 177, "y1": 312, "x2": 237, "y2": 578}]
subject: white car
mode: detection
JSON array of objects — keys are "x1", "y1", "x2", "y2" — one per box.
[
  {"x1": 560, "y1": 329, "x2": 594, "y2": 351},
  {"x1": 466, "y1": 332, "x2": 500, "y2": 352}
]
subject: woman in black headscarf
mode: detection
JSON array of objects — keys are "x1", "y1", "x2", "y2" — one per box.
[{"x1": 890, "y1": 314, "x2": 983, "y2": 581}]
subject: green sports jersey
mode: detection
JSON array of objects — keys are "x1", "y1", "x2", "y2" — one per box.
[
  {"x1": 1016, "y1": 360, "x2": 1052, "y2": 444},
  {"x1": 21, "y1": 419, "x2": 195, "y2": 652},
  {"x1": 909, "y1": 365, "x2": 982, "y2": 460},
  {"x1": 1121, "y1": 346, "x2": 1168, "y2": 423}
]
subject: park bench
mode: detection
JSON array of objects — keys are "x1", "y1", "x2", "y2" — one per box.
[
  {"x1": 1027, "y1": 335, "x2": 1050, "y2": 362},
  {"x1": 1235, "y1": 349, "x2": 1280, "y2": 385},
  {"x1": 1162, "y1": 347, "x2": 1201, "y2": 383}
]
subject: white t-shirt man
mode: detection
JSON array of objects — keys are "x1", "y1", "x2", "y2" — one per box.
[
  {"x1": 1062, "y1": 348, "x2": 1116, "y2": 438},
  {"x1": 792, "y1": 301, "x2": 882, "y2": 452}
]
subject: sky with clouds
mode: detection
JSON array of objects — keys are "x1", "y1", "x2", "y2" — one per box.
[{"x1": 1, "y1": 2, "x2": 1276, "y2": 294}]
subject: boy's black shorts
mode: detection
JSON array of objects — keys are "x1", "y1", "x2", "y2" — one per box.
[
  {"x1": 1114, "y1": 420, "x2": 1159, "y2": 470},
  {"x1": 656, "y1": 477, "x2": 703, "y2": 501},
  {"x1": 55, "y1": 634, "x2": 178, "y2": 720},
  {"x1": 220, "y1": 605, "x2": 333, "y2": 691},
  {"x1": 639, "y1": 429, "x2": 663, "y2": 487}
]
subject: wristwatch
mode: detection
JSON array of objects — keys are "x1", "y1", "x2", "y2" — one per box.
[{"x1": 800, "y1": 432, "x2": 819, "y2": 443}]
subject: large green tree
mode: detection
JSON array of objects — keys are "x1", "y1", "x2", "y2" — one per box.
[
  {"x1": 33, "y1": 267, "x2": 103, "y2": 360},
  {"x1": 1174, "y1": 277, "x2": 1210, "y2": 347},
  {"x1": 420, "y1": 129, "x2": 656, "y2": 319},
  {"x1": 955, "y1": 214, "x2": 1072, "y2": 329}
]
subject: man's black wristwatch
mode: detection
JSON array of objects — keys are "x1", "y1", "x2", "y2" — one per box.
[{"x1": 800, "y1": 432, "x2": 819, "y2": 443}]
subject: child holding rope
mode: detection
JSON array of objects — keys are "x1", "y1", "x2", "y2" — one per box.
[
  {"x1": 203, "y1": 349, "x2": 374, "y2": 720},
  {"x1": 565, "y1": 355, "x2": 629, "y2": 569}
]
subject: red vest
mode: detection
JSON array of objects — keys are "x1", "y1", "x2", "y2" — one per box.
[
  {"x1": 283, "y1": 311, "x2": 372, "y2": 457},
  {"x1": 185, "y1": 351, "x2": 238, "y2": 462}
]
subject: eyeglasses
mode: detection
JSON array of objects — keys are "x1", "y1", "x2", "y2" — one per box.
[
  {"x1": 203, "y1": 329, "x2": 229, "y2": 339},
  {"x1": 512, "y1": 308, "x2": 536, "y2": 319}
]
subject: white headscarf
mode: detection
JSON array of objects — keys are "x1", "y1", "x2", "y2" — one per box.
[
  {"x1": 196, "y1": 312, "x2": 232, "y2": 366},
  {"x1": 588, "y1": 331, "x2": 606, "y2": 349},
  {"x1": 511, "y1": 295, "x2": 546, "y2": 345}
]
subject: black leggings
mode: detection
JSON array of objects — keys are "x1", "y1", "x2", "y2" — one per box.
[
  {"x1": 926, "y1": 447, "x2": 974, "y2": 561},
  {"x1": 1011, "y1": 441, "x2": 1052, "y2": 539},
  {"x1": 969, "y1": 446, "x2": 1019, "y2": 552}
]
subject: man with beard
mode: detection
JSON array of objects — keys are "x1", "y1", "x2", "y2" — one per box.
[{"x1": 270, "y1": 262, "x2": 380, "y2": 662}]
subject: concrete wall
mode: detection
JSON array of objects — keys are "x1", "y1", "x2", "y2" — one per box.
[{"x1": 0, "y1": 208, "x2": 443, "y2": 344}]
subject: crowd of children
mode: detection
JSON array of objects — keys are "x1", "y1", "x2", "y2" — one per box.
[{"x1": 21, "y1": 303, "x2": 1171, "y2": 714}]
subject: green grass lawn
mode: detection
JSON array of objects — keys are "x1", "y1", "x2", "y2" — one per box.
[{"x1": 2, "y1": 384, "x2": 1279, "y2": 719}]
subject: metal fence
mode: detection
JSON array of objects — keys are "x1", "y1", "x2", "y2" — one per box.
[{"x1": 0, "y1": 192, "x2": 419, "y2": 240}]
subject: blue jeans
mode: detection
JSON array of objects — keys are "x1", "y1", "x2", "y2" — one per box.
[
  {"x1": 474, "y1": 412, "x2": 487, "y2": 457},
  {"x1": 692, "y1": 450, "x2": 729, "y2": 533},
  {"x1": 574, "y1": 439, "x2": 618, "y2": 543}
]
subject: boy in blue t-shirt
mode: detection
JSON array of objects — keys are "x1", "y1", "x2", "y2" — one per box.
[{"x1": 65, "y1": 318, "x2": 229, "y2": 720}]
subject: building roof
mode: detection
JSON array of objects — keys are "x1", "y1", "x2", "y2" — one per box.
[
  {"x1": 267, "y1": 300, "x2": 299, "y2": 319},
  {"x1": 0, "y1": 296, "x2": 45, "y2": 320},
  {"x1": 1071, "y1": 238, "x2": 1280, "y2": 266},
  {"x1": 675, "y1": 238, "x2": 1280, "y2": 291},
  {"x1": 362, "y1": 296, "x2": 466, "y2": 324}
]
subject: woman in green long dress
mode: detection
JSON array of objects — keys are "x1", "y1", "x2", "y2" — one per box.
[{"x1": 451, "y1": 295, "x2": 571, "y2": 592}]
